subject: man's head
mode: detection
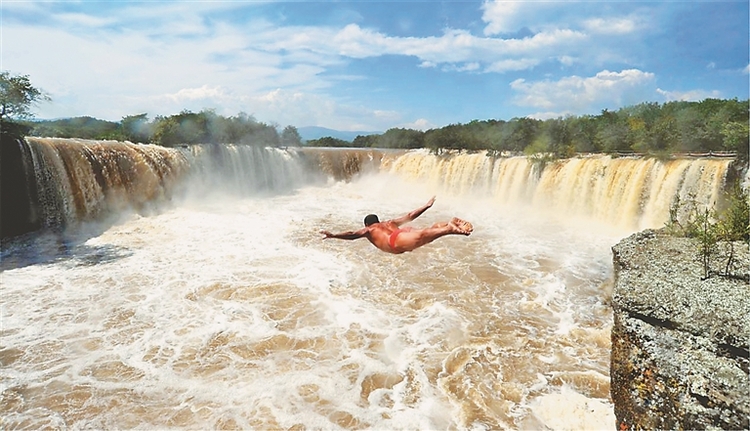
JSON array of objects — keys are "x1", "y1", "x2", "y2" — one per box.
[{"x1": 364, "y1": 214, "x2": 379, "y2": 226}]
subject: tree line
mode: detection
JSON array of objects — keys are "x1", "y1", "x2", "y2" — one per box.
[
  {"x1": 2, "y1": 71, "x2": 748, "y2": 159},
  {"x1": 308, "y1": 99, "x2": 749, "y2": 160},
  {"x1": 24, "y1": 110, "x2": 304, "y2": 148}
]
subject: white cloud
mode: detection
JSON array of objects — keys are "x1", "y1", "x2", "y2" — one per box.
[
  {"x1": 743, "y1": 64, "x2": 750, "y2": 74},
  {"x1": 164, "y1": 86, "x2": 229, "y2": 103},
  {"x1": 260, "y1": 24, "x2": 586, "y2": 74},
  {"x1": 527, "y1": 111, "x2": 574, "y2": 121},
  {"x1": 558, "y1": 56, "x2": 577, "y2": 66},
  {"x1": 482, "y1": 0, "x2": 630, "y2": 35},
  {"x1": 56, "y1": 12, "x2": 116, "y2": 28},
  {"x1": 511, "y1": 69, "x2": 657, "y2": 113},
  {"x1": 4, "y1": 1, "x2": 733, "y2": 132},
  {"x1": 583, "y1": 17, "x2": 638, "y2": 35},
  {"x1": 485, "y1": 58, "x2": 539, "y2": 73},
  {"x1": 239, "y1": 89, "x2": 406, "y2": 131},
  {"x1": 481, "y1": 0, "x2": 522, "y2": 35},
  {"x1": 401, "y1": 118, "x2": 436, "y2": 131},
  {"x1": 656, "y1": 88, "x2": 722, "y2": 102},
  {"x1": 444, "y1": 62, "x2": 481, "y2": 73}
]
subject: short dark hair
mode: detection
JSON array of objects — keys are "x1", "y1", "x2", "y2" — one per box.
[{"x1": 364, "y1": 214, "x2": 379, "y2": 226}]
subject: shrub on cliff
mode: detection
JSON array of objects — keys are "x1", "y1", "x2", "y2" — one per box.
[{"x1": 666, "y1": 183, "x2": 750, "y2": 280}]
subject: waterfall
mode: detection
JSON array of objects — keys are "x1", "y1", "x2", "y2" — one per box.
[
  {"x1": 6, "y1": 140, "x2": 735, "y2": 237},
  {"x1": 20, "y1": 138, "x2": 190, "y2": 229},
  {"x1": 386, "y1": 150, "x2": 732, "y2": 230},
  {"x1": 179, "y1": 144, "x2": 317, "y2": 195}
]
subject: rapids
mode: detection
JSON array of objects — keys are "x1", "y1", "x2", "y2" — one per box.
[{"x1": 1, "y1": 139, "x2": 733, "y2": 429}]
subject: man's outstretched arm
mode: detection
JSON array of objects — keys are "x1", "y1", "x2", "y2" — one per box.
[
  {"x1": 320, "y1": 227, "x2": 369, "y2": 240},
  {"x1": 390, "y1": 196, "x2": 435, "y2": 225}
]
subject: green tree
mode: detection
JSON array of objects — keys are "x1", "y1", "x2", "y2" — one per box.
[
  {"x1": 693, "y1": 207, "x2": 719, "y2": 280},
  {"x1": 120, "y1": 113, "x2": 152, "y2": 143},
  {"x1": 173, "y1": 110, "x2": 210, "y2": 144},
  {"x1": 499, "y1": 117, "x2": 540, "y2": 153},
  {"x1": 151, "y1": 116, "x2": 181, "y2": 147},
  {"x1": 596, "y1": 109, "x2": 631, "y2": 153},
  {"x1": 352, "y1": 134, "x2": 378, "y2": 147},
  {"x1": 674, "y1": 106, "x2": 704, "y2": 152},
  {"x1": 716, "y1": 183, "x2": 750, "y2": 277},
  {"x1": 280, "y1": 125, "x2": 302, "y2": 147},
  {"x1": 543, "y1": 117, "x2": 574, "y2": 157},
  {"x1": 379, "y1": 128, "x2": 424, "y2": 149},
  {"x1": 650, "y1": 113, "x2": 678, "y2": 153},
  {"x1": 0, "y1": 71, "x2": 49, "y2": 122},
  {"x1": 568, "y1": 115, "x2": 601, "y2": 153},
  {"x1": 721, "y1": 121, "x2": 749, "y2": 159},
  {"x1": 717, "y1": 182, "x2": 750, "y2": 242},
  {"x1": 307, "y1": 136, "x2": 350, "y2": 147},
  {"x1": 0, "y1": 71, "x2": 50, "y2": 138},
  {"x1": 424, "y1": 124, "x2": 469, "y2": 154}
]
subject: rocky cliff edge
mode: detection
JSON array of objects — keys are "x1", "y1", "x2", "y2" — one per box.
[{"x1": 610, "y1": 229, "x2": 749, "y2": 430}]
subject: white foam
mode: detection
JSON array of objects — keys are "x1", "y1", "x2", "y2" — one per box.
[
  {"x1": 2, "y1": 175, "x2": 624, "y2": 429},
  {"x1": 530, "y1": 385, "x2": 616, "y2": 431}
]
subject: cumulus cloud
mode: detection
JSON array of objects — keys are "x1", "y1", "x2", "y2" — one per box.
[
  {"x1": 582, "y1": 17, "x2": 638, "y2": 35},
  {"x1": 485, "y1": 58, "x2": 539, "y2": 73},
  {"x1": 235, "y1": 89, "x2": 408, "y2": 131},
  {"x1": 260, "y1": 24, "x2": 586, "y2": 71},
  {"x1": 5, "y1": 1, "x2": 737, "y2": 131},
  {"x1": 511, "y1": 69, "x2": 657, "y2": 114},
  {"x1": 444, "y1": 62, "x2": 481, "y2": 72},
  {"x1": 401, "y1": 118, "x2": 436, "y2": 131},
  {"x1": 481, "y1": 0, "x2": 640, "y2": 36},
  {"x1": 165, "y1": 86, "x2": 228, "y2": 102},
  {"x1": 481, "y1": 1, "x2": 522, "y2": 35},
  {"x1": 656, "y1": 88, "x2": 722, "y2": 101}
]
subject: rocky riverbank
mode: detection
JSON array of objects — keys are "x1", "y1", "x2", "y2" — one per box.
[{"x1": 610, "y1": 229, "x2": 749, "y2": 430}]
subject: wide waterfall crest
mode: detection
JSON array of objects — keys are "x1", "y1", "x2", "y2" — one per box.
[
  {"x1": 386, "y1": 150, "x2": 731, "y2": 230},
  {"x1": 16, "y1": 139, "x2": 733, "y2": 233}
]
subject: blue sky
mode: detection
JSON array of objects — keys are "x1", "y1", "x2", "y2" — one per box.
[{"x1": 2, "y1": 1, "x2": 748, "y2": 131}]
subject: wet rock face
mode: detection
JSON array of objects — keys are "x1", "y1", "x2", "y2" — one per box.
[
  {"x1": 610, "y1": 229, "x2": 749, "y2": 430},
  {"x1": 1, "y1": 135, "x2": 41, "y2": 239}
]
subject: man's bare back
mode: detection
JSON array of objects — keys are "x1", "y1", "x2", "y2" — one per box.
[{"x1": 320, "y1": 196, "x2": 473, "y2": 254}]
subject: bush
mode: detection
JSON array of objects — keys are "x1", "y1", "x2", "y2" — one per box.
[{"x1": 666, "y1": 183, "x2": 750, "y2": 280}]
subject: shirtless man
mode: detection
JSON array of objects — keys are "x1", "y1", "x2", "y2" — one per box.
[{"x1": 320, "y1": 196, "x2": 473, "y2": 254}]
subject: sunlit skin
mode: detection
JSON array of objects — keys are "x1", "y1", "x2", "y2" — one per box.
[{"x1": 320, "y1": 196, "x2": 473, "y2": 254}]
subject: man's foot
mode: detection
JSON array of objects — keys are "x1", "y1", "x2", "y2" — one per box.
[{"x1": 450, "y1": 217, "x2": 473, "y2": 235}]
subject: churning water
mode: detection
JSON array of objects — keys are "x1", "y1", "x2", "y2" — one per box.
[{"x1": 1, "y1": 140, "x2": 732, "y2": 430}]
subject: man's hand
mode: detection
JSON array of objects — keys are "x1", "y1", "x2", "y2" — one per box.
[
  {"x1": 426, "y1": 196, "x2": 436, "y2": 207},
  {"x1": 320, "y1": 230, "x2": 333, "y2": 239}
]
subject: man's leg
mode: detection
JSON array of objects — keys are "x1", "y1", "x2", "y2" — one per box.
[{"x1": 412, "y1": 218, "x2": 472, "y2": 248}]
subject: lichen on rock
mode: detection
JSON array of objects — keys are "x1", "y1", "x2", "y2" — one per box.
[{"x1": 610, "y1": 229, "x2": 749, "y2": 430}]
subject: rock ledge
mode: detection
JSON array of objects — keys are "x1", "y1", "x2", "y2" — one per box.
[{"x1": 610, "y1": 229, "x2": 749, "y2": 430}]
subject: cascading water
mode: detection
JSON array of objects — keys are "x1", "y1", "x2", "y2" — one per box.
[
  {"x1": 181, "y1": 144, "x2": 319, "y2": 196},
  {"x1": 0, "y1": 139, "x2": 736, "y2": 430},
  {"x1": 17, "y1": 138, "x2": 191, "y2": 230},
  {"x1": 10, "y1": 139, "x2": 399, "y2": 234},
  {"x1": 388, "y1": 150, "x2": 731, "y2": 230}
]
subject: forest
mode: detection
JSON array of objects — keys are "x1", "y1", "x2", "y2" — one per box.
[
  {"x1": 22, "y1": 99, "x2": 749, "y2": 160},
  {"x1": 25, "y1": 110, "x2": 305, "y2": 149},
  {"x1": 340, "y1": 98, "x2": 748, "y2": 159},
  {"x1": 1, "y1": 72, "x2": 747, "y2": 158}
]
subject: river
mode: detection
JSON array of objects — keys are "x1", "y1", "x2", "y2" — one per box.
[{"x1": 1, "y1": 140, "x2": 732, "y2": 430}]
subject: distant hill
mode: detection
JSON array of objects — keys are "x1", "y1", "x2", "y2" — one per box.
[
  {"x1": 28, "y1": 116, "x2": 119, "y2": 139},
  {"x1": 297, "y1": 126, "x2": 380, "y2": 143}
]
